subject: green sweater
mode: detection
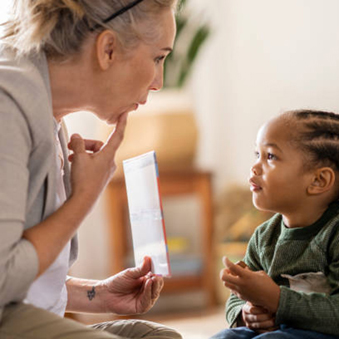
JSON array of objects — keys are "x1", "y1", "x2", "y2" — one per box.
[{"x1": 226, "y1": 201, "x2": 339, "y2": 336}]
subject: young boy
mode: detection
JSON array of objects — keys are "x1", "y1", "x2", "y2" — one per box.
[{"x1": 211, "y1": 110, "x2": 339, "y2": 338}]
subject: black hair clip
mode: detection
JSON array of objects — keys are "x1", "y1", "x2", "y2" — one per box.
[{"x1": 89, "y1": 0, "x2": 145, "y2": 32}]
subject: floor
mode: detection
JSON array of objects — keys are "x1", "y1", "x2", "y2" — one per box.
[{"x1": 141, "y1": 306, "x2": 227, "y2": 339}]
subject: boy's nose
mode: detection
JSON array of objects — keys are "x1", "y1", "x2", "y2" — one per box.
[{"x1": 251, "y1": 164, "x2": 261, "y2": 176}]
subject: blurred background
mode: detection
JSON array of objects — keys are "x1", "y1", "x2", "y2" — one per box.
[{"x1": 2, "y1": 0, "x2": 339, "y2": 337}]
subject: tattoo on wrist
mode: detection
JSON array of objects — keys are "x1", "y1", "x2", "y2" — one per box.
[{"x1": 87, "y1": 286, "x2": 96, "y2": 301}]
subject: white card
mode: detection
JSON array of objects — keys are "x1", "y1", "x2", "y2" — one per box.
[{"x1": 123, "y1": 151, "x2": 171, "y2": 277}]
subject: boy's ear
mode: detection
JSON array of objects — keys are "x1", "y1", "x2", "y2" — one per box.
[
  {"x1": 95, "y1": 30, "x2": 118, "y2": 70},
  {"x1": 307, "y1": 167, "x2": 336, "y2": 195}
]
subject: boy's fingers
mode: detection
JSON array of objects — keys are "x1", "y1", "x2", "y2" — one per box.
[
  {"x1": 244, "y1": 304, "x2": 268, "y2": 315},
  {"x1": 223, "y1": 257, "x2": 245, "y2": 277},
  {"x1": 235, "y1": 260, "x2": 249, "y2": 269},
  {"x1": 103, "y1": 112, "x2": 128, "y2": 153},
  {"x1": 223, "y1": 280, "x2": 237, "y2": 291}
]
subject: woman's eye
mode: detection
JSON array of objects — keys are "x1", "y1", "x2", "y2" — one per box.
[
  {"x1": 254, "y1": 151, "x2": 259, "y2": 159},
  {"x1": 155, "y1": 55, "x2": 166, "y2": 64}
]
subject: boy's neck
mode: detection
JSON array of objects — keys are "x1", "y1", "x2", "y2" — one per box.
[{"x1": 282, "y1": 204, "x2": 329, "y2": 228}]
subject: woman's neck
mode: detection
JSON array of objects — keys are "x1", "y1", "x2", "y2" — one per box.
[
  {"x1": 48, "y1": 40, "x2": 97, "y2": 121},
  {"x1": 48, "y1": 60, "x2": 91, "y2": 121}
]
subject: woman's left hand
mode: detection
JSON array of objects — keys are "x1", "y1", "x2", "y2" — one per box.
[{"x1": 100, "y1": 256, "x2": 164, "y2": 315}]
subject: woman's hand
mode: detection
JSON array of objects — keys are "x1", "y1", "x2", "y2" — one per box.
[
  {"x1": 100, "y1": 256, "x2": 164, "y2": 315},
  {"x1": 242, "y1": 302, "x2": 278, "y2": 333},
  {"x1": 220, "y1": 257, "x2": 280, "y2": 314},
  {"x1": 68, "y1": 112, "x2": 127, "y2": 208},
  {"x1": 23, "y1": 114, "x2": 128, "y2": 277}
]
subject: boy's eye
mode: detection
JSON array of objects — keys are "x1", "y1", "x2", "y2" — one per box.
[{"x1": 267, "y1": 153, "x2": 276, "y2": 160}]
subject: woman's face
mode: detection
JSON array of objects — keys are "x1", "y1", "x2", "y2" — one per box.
[{"x1": 94, "y1": 9, "x2": 176, "y2": 124}]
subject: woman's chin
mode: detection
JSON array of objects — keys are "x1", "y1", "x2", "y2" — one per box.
[
  {"x1": 104, "y1": 112, "x2": 125, "y2": 125},
  {"x1": 104, "y1": 104, "x2": 137, "y2": 125}
]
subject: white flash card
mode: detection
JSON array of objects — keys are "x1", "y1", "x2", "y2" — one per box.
[{"x1": 123, "y1": 151, "x2": 171, "y2": 277}]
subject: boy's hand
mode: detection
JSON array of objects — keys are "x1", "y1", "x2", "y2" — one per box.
[
  {"x1": 242, "y1": 302, "x2": 278, "y2": 333},
  {"x1": 220, "y1": 257, "x2": 280, "y2": 314}
]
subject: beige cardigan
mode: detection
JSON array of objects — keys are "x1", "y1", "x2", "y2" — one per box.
[{"x1": 0, "y1": 47, "x2": 78, "y2": 322}]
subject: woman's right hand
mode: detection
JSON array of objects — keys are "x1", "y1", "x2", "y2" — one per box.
[
  {"x1": 242, "y1": 301, "x2": 278, "y2": 333},
  {"x1": 23, "y1": 113, "x2": 128, "y2": 277},
  {"x1": 68, "y1": 112, "x2": 128, "y2": 208}
]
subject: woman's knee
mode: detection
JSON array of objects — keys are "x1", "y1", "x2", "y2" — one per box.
[{"x1": 91, "y1": 319, "x2": 182, "y2": 339}]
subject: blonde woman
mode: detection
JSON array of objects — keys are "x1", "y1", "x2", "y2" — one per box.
[{"x1": 0, "y1": 0, "x2": 181, "y2": 338}]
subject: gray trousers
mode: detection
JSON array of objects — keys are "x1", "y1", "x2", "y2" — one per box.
[{"x1": 0, "y1": 303, "x2": 182, "y2": 339}]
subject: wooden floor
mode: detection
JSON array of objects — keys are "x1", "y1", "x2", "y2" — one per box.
[{"x1": 146, "y1": 306, "x2": 227, "y2": 339}]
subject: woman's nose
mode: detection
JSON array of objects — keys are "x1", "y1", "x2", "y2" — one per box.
[{"x1": 149, "y1": 69, "x2": 164, "y2": 92}]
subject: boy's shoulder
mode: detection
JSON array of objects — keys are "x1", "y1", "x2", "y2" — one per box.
[
  {"x1": 249, "y1": 213, "x2": 283, "y2": 247},
  {"x1": 316, "y1": 202, "x2": 339, "y2": 242},
  {"x1": 255, "y1": 213, "x2": 282, "y2": 234}
]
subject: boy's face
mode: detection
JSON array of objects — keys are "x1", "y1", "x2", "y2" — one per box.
[{"x1": 249, "y1": 117, "x2": 313, "y2": 215}]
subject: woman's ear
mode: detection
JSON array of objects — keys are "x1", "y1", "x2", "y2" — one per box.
[
  {"x1": 95, "y1": 30, "x2": 118, "y2": 70},
  {"x1": 307, "y1": 167, "x2": 336, "y2": 195}
]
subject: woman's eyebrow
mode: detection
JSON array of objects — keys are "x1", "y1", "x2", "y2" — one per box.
[{"x1": 162, "y1": 47, "x2": 173, "y2": 52}]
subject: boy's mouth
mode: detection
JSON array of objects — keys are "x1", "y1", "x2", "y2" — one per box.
[{"x1": 249, "y1": 178, "x2": 262, "y2": 192}]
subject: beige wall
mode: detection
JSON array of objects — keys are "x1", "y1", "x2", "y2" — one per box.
[{"x1": 191, "y1": 0, "x2": 339, "y2": 190}]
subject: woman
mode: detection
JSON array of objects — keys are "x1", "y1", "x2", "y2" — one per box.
[{"x1": 0, "y1": 0, "x2": 181, "y2": 338}]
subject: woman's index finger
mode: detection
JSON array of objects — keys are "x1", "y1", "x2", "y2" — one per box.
[{"x1": 103, "y1": 112, "x2": 128, "y2": 153}]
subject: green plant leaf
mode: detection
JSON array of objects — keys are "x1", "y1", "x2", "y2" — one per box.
[
  {"x1": 175, "y1": 15, "x2": 187, "y2": 38},
  {"x1": 187, "y1": 25, "x2": 210, "y2": 63},
  {"x1": 178, "y1": 0, "x2": 187, "y2": 11},
  {"x1": 177, "y1": 25, "x2": 210, "y2": 88}
]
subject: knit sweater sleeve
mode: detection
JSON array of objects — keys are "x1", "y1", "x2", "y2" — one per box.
[
  {"x1": 277, "y1": 289, "x2": 339, "y2": 335},
  {"x1": 276, "y1": 228, "x2": 339, "y2": 336}
]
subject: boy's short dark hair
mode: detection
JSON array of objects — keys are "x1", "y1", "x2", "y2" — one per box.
[{"x1": 286, "y1": 110, "x2": 339, "y2": 172}]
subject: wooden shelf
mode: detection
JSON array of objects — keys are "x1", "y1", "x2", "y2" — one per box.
[
  {"x1": 104, "y1": 168, "x2": 216, "y2": 308},
  {"x1": 163, "y1": 275, "x2": 203, "y2": 293}
]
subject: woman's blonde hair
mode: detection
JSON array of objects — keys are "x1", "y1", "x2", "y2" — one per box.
[{"x1": 1, "y1": 0, "x2": 178, "y2": 60}]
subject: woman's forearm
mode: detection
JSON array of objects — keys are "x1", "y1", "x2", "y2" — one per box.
[
  {"x1": 66, "y1": 277, "x2": 107, "y2": 313},
  {"x1": 23, "y1": 194, "x2": 94, "y2": 277}
]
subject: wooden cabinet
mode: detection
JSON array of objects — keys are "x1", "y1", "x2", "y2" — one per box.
[{"x1": 104, "y1": 169, "x2": 216, "y2": 307}]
